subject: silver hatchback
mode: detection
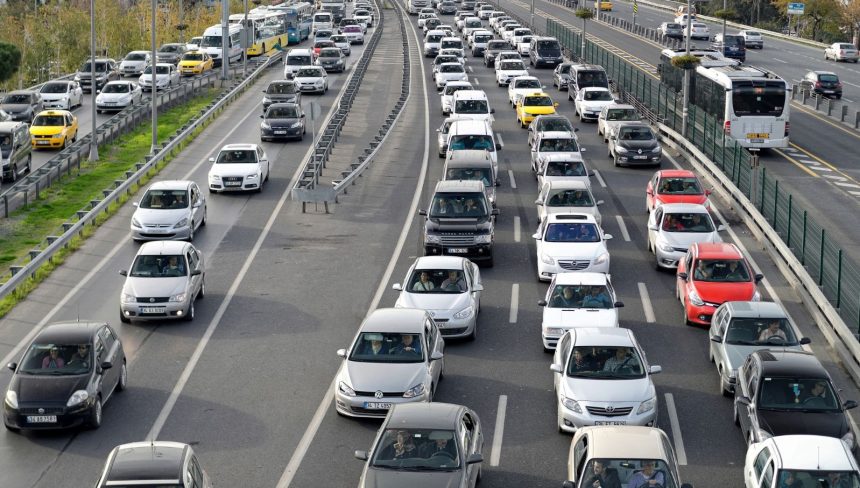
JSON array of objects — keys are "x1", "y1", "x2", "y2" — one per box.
[{"x1": 130, "y1": 180, "x2": 206, "y2": 241}]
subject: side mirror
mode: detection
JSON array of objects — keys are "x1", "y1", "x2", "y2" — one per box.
[
  {"x1": 495, "y1": 143, "x2": 502, "y2": 150},
  {"x1": 705, "y1": 189, "x2": 712, "y2": 196},
  {"x1": 336, "y1": 348, "x2": 347, "y2": 358},
  {"x1": 491, "y1": 208, "x2": 500, "y2": 216},
  {"x1": 649, "y1": 365, "x2": 662, "y2": 374},
  {"x1": 436, "y1": 128, "x2": 441, "y2": 132},
  {"x1": 490, "y1": 108, "x2": 496, "y2": 113},
  {"x1": 610, "y1": 135, "x2": 617, "y2": 140},
  {"x1": 710, "y1": 335, "x2": 723, "y2": 343},
  {"x1": 535, "y1": 199, "x2": 543, "y2": 205},
  {"x1": 392, "y1": 283, "x2": 403, "y2": 291},
  {"x1": 554, "y1": 102, "x2": 559, "y2": 107},
  {"x1": 260, "y1": 114, "x2": 264, "y2": 118},
  {"x1": 550, "y1": 363, "x2": 563, "y2": 373},
  {"x1": 354, "y1": 450, "x2": 369, "y2": 461},
  {"x1": 100, "y1": 361, "x2": 113, "y2": 370},
  {"x1": 418, "y1": 209, "x2": 427, "y2": 216},
  {"x1": 532, "y1": 232, "x2": 541, "y2": 240},
  {"x1": 603, "y1": 234, "x2": 613, "y2": 240},
  {"x1": 580, "y1": 147, "x2": 587, "y2": 152},
  {"x1": 717, "y1": 224, "x2": 726, "y2": 232},
  {"x1": 754, "y1": 273, "x2": 764, "y2": 283},
  {"x1": 301, "y1": 113, "x2": 306, "y2": 118},
  {"x1": 736, "y1": 396, "x2": 751, "y2": 406},
  {"x1": 538, "y1": 299, "x2": 547, "y2": 306},
  {"x1": 132, "y1": 201, "x2": 139, "y2": 207},
  {"x1": 573, "y1": 127, "x2": 579, "y2": 132},
  {"x1": 262, "y1": 89, "x2": 267, "y2": 93},
  {"x1": 208, "y1": 157, "x2": 215, "y2": 162},
  {"x1": 800, "y1": 337, "x2": 811, "y2": 345},
  {"x1": 678, "y1": 272, "x2": 688, "y2": 281},
  {"x1": 431, "y1": 350, "x2": 444, "y2": 361},
  {"x1": 119, "y1": 270, "x2": 128, "y2": 276},
  {"x1": 191, "y1": 269, "x2": 202, "y2": 276},
  {"x1": 7, "y1": 362, "x2": 16, "y2": 372},
  {"x1": 844, "y1": 400, "x2": 858, "y2": 410},
  {"x1": 646, "y1": 189, "x2": 653, "y2": 196},
  {"x1": 648, "y1": 224, "x2": 658, "y2": 231},
  {"x1": 614, "y1": 301, "x2": 624, "y2": 308},
  {"x1": 466, "y1": 453, "x2": 483, "y2": 464}
]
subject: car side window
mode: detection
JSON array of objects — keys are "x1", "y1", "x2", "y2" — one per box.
[
  {"x1": 759, "y1": 461, "x2": 774, "y2": 488},
  {"x1": 190, "y1": 188, "x2": 199, "y2": 205},
  {"x1": 257, "y1": 147, "x2": 264, "y2": 160},
  {"x1": 752, "y1": 446, "x2": 770, "y2": 478},
  {"x1": 95, "y1": 337, "x2": 106, "y2": 362},
  {"x1": 99, "y1": 326, "x2": 116, "y2": 350},
  {"x1": 747, "y1": 363, "x2": 759, "y2": 397},
  {"x1": 558, "y1": 333, "x2": 571, "y2": 362},
  {"x1": 189, "y1": 455, "x2": 204, "y2": 488},
  {"x1": 572, "y1": 435, "x2": 588, "y2": 478},
  {"x1": 685, "y1": 253, "x2": 693, "y2": 271},
  {"x1": 425, "y1": 319, "x2": 437, "y2": 352},
  {"x1": 654, "y1": 207, "x2": 663, "y2": 226}
]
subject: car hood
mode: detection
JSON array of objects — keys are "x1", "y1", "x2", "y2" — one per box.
[
  {"x1": 98, "y1": 92, "x2": 132, "y2": 102},
  {"x1": 139, "y1": 73, "x2": 172, "y2": 82},
  {"x1": 395, "y1": 291, "x2": 471, "y2": 315},
  {"x1": 121, "y1": 60, "x2": 147, "y2": 68},
  {"x1": 562, "y1": 375, "x2": 653, "y2": 402},
  {"x1": 0, "y1": 103, "x2": 30, "y2": 112},
  {"x1": 179, "y1": 60, "x2": 205, "y2": 68},
  {"x1": 617, "y1": 139, "x2": 659, "y2": 151},
  {"x1": 579, "y1": 100, "x2": 614, "y2": 111},
  {"x1": 264, "y1": 116, "x2": 302, "y2": 127},
  {"x1": 654, "y1": 194, "x2": 707, "y2": 206},
  {"x1": 265, "y1": 93, "x2": 299, "y2": 103},
  {"x1": 758, "y1": 409, "x2": 849, "y2": 439},
  {"x1": 692, "y1": 280, "x2": 756, "y2": 304},
  {"x1": 361, "y1": 468, "x2": 463, "y2": 488},
  {"x1": 133, "y1": 207, "x2": 189, "y2": 226},
  {"x1": 722, "y1": 344, "x2": 804, "y2": 373},
  {"x1": 295, "y1": 76, "x2": 324, "y2": 83},
  {"x1": 658, "y1": 230, "x2": 720, "y2": 249},
  {"x1": 522, "y1": 107, "x2": 556, "y2": 116},
  {"x1": 30, "y1": 126, "x2": 66, "y2": 136},
  {"x1": 543, "y1": 307, "x2": 618, "y2": 328},
  {"x1": 209, "y1": 163, "x2": 259, "y2": 177},
  {"x1": 499, "y1": 69, "x2": 529, "y2": 77},
  {"x1": 123, "y1": 276, "x2": 188, "y2": 298},
  {"x1": 342, "y1": 361, "x2": 427, "y2": 392},
  {"x1": 13, "y1": 373, "x2": 89, "y2": 403}
]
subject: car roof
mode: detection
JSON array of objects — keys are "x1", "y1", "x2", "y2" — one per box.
[
  {"x1": 539, "y1": 131, "x2": 577, "y2": 139},
  {"x1": 386, "y1": 402, "x2": 465, "y2": 430},
  {"x1": 106, "y1": 442, "x2": 188, "y2": 482},
  {"x1": 33, "y1": 321, "x2": 106, "y2": 344},
  {"x1": 545, "y1": 180, "x2": 590, "y2": 191},
  {"x1": 723, "y1": 301, "x2": 787, "y2": 319},
  {"x1": 692, "y1": 242, "x2": 742, "y2": 259},
  {"x1": 289, "y1": 48, "x2": 313, "y2": 55},
  {"x1": 434, "y1": 179, "x2": 485, "y2": 192},
  {"x1": 581, "y1": 86, "x2": 610, "y2": 92},
  {"x1": 35, "y1": 110, "x2": 72, "y2": 117},
  {"x1": 138, "y1": 240, "x2": 189, "y2": 255},
  {"x1": 414, "y1": 256, "x2": 467, "y2": 270},
  {"x1": 770, "y1": 435, "x2": 857, "y2": 471},
  {"x1": 658, "y1": 203, "x2": 709, "y2": 213},
  {"x1": 753, "y1": 350, "x2": 828, "y2": 377},
  {"x1": 657, "y1": 169, "x2": 696, "y2": 178},
  {"x1": 570, "y1": 327, "x2": 634, "y2": 347},
  {"x1": 361, "y1": 308, "x2": 428, "y2": 333},
  {"x1": 571, "y1": 64, "x2": 605, "y2": 72},
  {"x1": 606, "y1": 104, "x2": 636, "y2": 111},
  {"x1": 546, "y1": 213, "x2": 598, "y2": 224},
  {"x1": 6, "y1": 89, "x2": 37, "y2": 95},
  {"x1": 221, "y1": 143, "x2": 259, "y2": 151},
  {"x1": 0, "y1": 121, "x2": 27, "y2": 131},
  {"x1": 553, "y1": 271, "x2": 608, "y2": 286},
  {"x1": 148, "y1": 180, "x2": 192, "y2": 191},
  {"x1": 446, "y1": 149, "x2": 493, "y2": 165},
  {"x1": 449, "y1": 119, "x2": 491, "y2": 132},
  {"x1": 583, "y1": 426, "x2": 671, "y2": 459},
  {"x1": 811, "y1": 70, "x2": 838, "y2": 76}
]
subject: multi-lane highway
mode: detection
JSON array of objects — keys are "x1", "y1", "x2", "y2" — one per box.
[{"x1": 1, "y1": 1, "x2": 860, "y2": 487}]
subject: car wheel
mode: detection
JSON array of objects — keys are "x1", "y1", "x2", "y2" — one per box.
[
  {"x1": 184, "y1": 302, "x2": 195, "y2": 322},
  {"x1": 613, "y1": 155, "x2": 620, "y2": 167},
  {"x1": 116, "y1": 361, "x2": 128, "y2": 392},
  {"x1": 120, "y1": 309, "x2": 131, "y2": 323},
  {"x1": 72, "y1": 131, "x2": 77, "y2": 143},
  {"x1": 467, "y1": 321, "x2": 477, "y2": 341},
  {"x1": 197, "y1": 278, "x2": 205, "y2": 299},
  {"x1": 89, "y1": 396, "x2": 103, "y2": 429},
  {"x1": 682, "y1": 300, "x2": 692, "y2": 326}
]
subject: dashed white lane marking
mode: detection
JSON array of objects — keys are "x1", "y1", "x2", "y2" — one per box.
[
  {"x1": 615, "y1": 215, "x2": 631, "y2": 242},
  {"x1": 638, "y1": 282, "x2": 656, "y2": 323},
  {"x1": 474, "y1": 78, "x2": 480, "y2": 85},
  {"x1": 514, "y1": 216, "x2": 521, "y2": 242},
  {"x1": 509, "y1": 284, "x2": 519, "y2": 323},
  {"x1": 490, "y1": 395, "x2": 508, "y2": 466},
  {"x1": 773, "y1": 58, "x2": 788, "y2": 64},
  {"x1": 664, "y1": 393, "x2": 688, "y2": 465},
  {"x1": 508, "y1": 169, "x2": 517, "y2": 189},
  {"x1": 593, "y1": 169, "x2": 607, "y2": 188},
  {"x1": 843, "y1": 80, "x2": 860, "y2": 88},
  {"x1": 496, "y1": 132, "x2": 504, "y2": 147},
  {"x1": 467, "y1": 65, "x2": 474, "y2": 72}
]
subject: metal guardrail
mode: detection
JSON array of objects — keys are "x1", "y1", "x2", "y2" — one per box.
[
  {"x1": 0, "y1": 54, "x2": 281, "y2": 302},
  {"x1": 791, "y1": 85, "x2": 860, "y2": 131},
  {"x1": 0, "y1": 72, "x2": 220, "y2": 218},
  {"x1": 290, "y1": 0, "x2": 386, "y2": 209}
]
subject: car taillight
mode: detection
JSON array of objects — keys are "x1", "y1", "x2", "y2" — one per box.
[
  {"x1": 724, "y1": 120, "x2": 731, "y2": 134},
  {"x1": 784, "y1": 121, "x2": 790, "y2": 137}
]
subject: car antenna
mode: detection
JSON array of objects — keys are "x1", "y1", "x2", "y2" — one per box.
[{"x1": 817, "y1": 445, "x2": 821, "y2": 470}]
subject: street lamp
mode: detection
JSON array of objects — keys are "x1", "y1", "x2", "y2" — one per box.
[
  {"x1": 243, "y1": 0, "x2": 249, "y2": 77},
  {"x1": 151, "y1": 0, "x2": 158, "y2": 154},
  {"x1": 681, "y1": 0, "x2": 692, "y2": 136},
  {"x1": 89, "y1": 0, "x2": 98, "y2": 161}
]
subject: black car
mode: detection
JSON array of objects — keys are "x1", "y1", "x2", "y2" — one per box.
[
  {"x1": 260, "y1": 102, "x2": 306, "y2": 141},
  {"x1": 734, "y1": 350, "x2": 858, "y2": 447},
  {"x1": 438, "y1": 1, "x2": 457, "y2": 14},
  {"x1": 156, "y1": 43, "x2": 187, "y2": 65},
  {"x1": 96, "y1": 441, "x2": 212, "y2": 488},
  {"x1": 483, "y1": 40, "x2": 513, "y2": 67},
  {"x1": 711, "y1": 34, "x2": 746, "y2": 62},
  {"x1": 609, "y1": 123, "x2": 662, "y2": 167},
  {"x1": 4, "y1": 321, "x2": 127, "y2": 432},
  {"x1": 262, "y1": 80, "x2": 301, "y2": 112},
  {"x1": 553, "y1": 62, "x2": 574, "y2": 91},
  {"x1": 0, "y1": 90, "x2": 43, "y2": 123},
  {"x1": 800, "y1": 70, "x2": 843, "y2": 99},
  {"x1": 528, "y1": 37, "x2": 563, "y2": 68}
]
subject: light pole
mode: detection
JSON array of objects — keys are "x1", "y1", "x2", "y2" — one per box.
[
  {"x1": 89, "y1": 0, "x2": 98, "y2": 161},
  {"x1": 721, "y1": 0, "x2": 727, "y2": 42},
  {"x1": 530, "y1": 0, "x2": 535, "y2": 32},
  {"x1": 681, "y1": 0, "x2": 692, "y2": 136},
  {"x1": 221, "y1": 0, "x2": 230, "y2": 80},
  {"x1": 151, "y1": 0, "x2": 158, "y2": 154},
  {"x1": 243, "y1": 0, "x2": 249, "y2": 77}
]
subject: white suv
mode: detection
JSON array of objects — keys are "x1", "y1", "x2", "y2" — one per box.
[
  {"x1": 532, "y1": 213, "x2": 612, "y2": 281},
  {"x1": 539, "y1": 273, "x2": 622, "y2": 349},
  {"x1": 207, "y1": 144, "x2": 270, "y2": 193}
]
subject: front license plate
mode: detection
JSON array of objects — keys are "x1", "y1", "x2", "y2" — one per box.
[
  {"x1": 594, "y1": 420, "x2": 626, "y2": 425},
  {"x1": 363, "y1": 402, "x2": 392, "y2": 410},
  {"x1": 746, "y1": 132, "x2": 769, "y2": 139},
  {"x1": 633, "y1": 155, "x2": 648, "y2": 159},
  {"x1": 37, "y1": 140, "x2": 50, "y2": 145},
  {"x1": 225, "y1": 181, "x2": 242, "y2": 187},
  {"x1": 274, "y1": 130, "x2": 287, "y2": 135},
  {"x1": 27, "y1": 415, "x2": 57, "y2": 423},
  {"x1": 448, "y1": 248, "x2": 468, "y2": 254},
  {"x1": 140, "y1": 307, "x2": 165, "y2": 313}
]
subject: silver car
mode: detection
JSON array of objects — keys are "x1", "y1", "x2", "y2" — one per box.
[
  {"x1": 119, "y1": 240, "x2": 205, "y2": 323},
  {"x1": 130, "y1": 180, "x2": 207, "y2": 241},
  {"x1": 551, "y1": 328, "x2": 661, "y2": 433},
  {"x1": 647, "y1": 203, "x2": 723, "y2": 269},
  {"x1": 709, "y1": 301, "x2": 810, "y2": 396},
  {"x1": 334, "y1": 308, "x2": 445, "y2": 418},
  {"x1": 393, "y1": 256, "x2": 483, "y2": 340}
]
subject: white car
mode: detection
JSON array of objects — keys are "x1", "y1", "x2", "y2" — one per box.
[
  {"x1": 439, "y1": 47, "x2": 466, "y2": 64},
  {"x1": 461, "y1": 17, "x2": 484, "y2": 38},
  {"x1": 424, "y1": 29, "x2": 447, "y2": 57},
  {"x1": 537, "y1": 154, "x2": 590, "y2": 189},
  {"x1": 39, "y1": 80, "x2": 83, "y2": 110},
  {"x1": 738, "y1": 30, "x2": 763, "y2": 49},
  {"x1": 466, "y1": 28, "x2": 491, "y2": 48},
  {"x1": 551, "y1": 328, "x2": 660, "y2": 432},
  {"x1": 647, "y1": 203, "x2": 723, "y2": 269},
  {"x1": 539, "y1": 273, "x2": 621, "y2": 348},
  {"x1": 511, "y1": 27, "x2": 532, "y2": 45},
  {"x1": 597, "y1": 104, "x2": 642, "y2": 142},
  {"x1": 293, "y1": 66, "x2": 328, "y2": 94},
  {"x1": 495, "y1": 58, "x2": 529, "y2": 86},
  {"x1": 536, "y1": 180, "x2": 603, "y2": 225},
  {"x1": 119, "y1": 50, "x2": 151, "y2": 76},
  {"x1": 517, "y1": 36, "x2": 533, "y2": 56},
  {"x1": 440, "y1": 80, "x2": 474, "y2": 115},
  {"x1": 418, "y1": 12, "x2": 438, "y2": 28},
  {"x1": 341, "y1": 25, "x2": 365, "y2": 44},
  {"x1": 138, "y1": 63, "x2": 179, "y2": 92},
  {"x1": 477, "y1": 7, "x2": 495, "y2": 19},
  {"x1": 185, "y1": 37, "x2": 204, "y2": 51},
  {"x1": 207, "y1": 143, "x2": 270, "y2": 193},
  {"x1": 533, "y1": 213, "x2": 612, "y2": 281},
  {"x1": 354, "y1": 9, "x2": 374, "y2": 28},
  {"x1": 530, "y1": 131, "x2": 586, "y2": 176},
  {"x1": 684, "y1": 22, "x2": 710, "y2": 40},
  {"x1": 130, "y1": 180, "x2": 207, "y2": 242},
  {"x1": 392, "y1": 256, "x2": 483, "y2": 340},
  {"x1": 330, "y1": 35, "x2": 352, "y2": 56},
  {"x1": 434, "y1": 62, "x2": 468, "y2": 89},
  {"x1": 507, "y1": 75, "x2": 543, "y2": 107},
  {"x1": 825, "y1": 42, "x2": 859, "y2": 62},
  {"x1": 744, "y1": 435, "x2": 860, "y2": 488},
  {"x1": 573, "y1": 87, "x2": 615, "y2": 123},
  {"x1": 95, "y1": 81, "x2": 142, "y2": 112}
]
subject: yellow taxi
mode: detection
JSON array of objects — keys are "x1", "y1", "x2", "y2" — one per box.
[
  {"x1": 29, "y1": 110, "x2": 78, "y2": 149},
  {"x1": 595, "y1": 0, "x2": 613, "y2": 10},
  {"x1": 178, "y1": 51, "x2": 214, "y2": 76},
  {"x1": 516, "y1": 92, "x2": 559, "y2": 127}
]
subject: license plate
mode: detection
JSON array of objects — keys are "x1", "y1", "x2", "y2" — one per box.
[
  {"x1": 594, "y1": 420, "x2": 626, "y2": 425},
  {"x1": 363, "y1": 402, "x2": 392, "y2": 410},
  {"x1": 225, "y1": 181, "x2": 242, "y2": 187},
  {"x1": 746, "y1": 132, "x2": 769, "y2": 139},
  {"x1": 140, "y1": 307, "x2": 164, "y2": 313},
  {"x1": 448, "y1": 248, "x2": 468, "y2": 254},
  {"x1": 103, "y1": 102, "x2": 116, "y2": 105},
  {"x1": 750, "y1": 139, "x2": 765, "y2": 144},
  {"x1": 37, "y1": 140, "x2": 50, "y2": 145},
  {"x1": 824, "y1": 90, "x2": 834, "y2": 94},
  {"x1": 27, "y1": 415, "x2": 57, "y2": 423},
  {"x1": 633, "y1": 155, "x2": 648, "y2": 159},
  {"x1": 274, "y1": 130, "x2": 287, "y2": 135}
]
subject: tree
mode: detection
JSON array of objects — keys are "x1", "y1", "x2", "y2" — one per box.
[
  {"x1": 0, "y1": 42, "x2": 23, "y2": 84},
  {"x1": 842, "y1": 0, "x2": 860, "y2": 46},
  {"x1": 575, "y1": 8, "x2": 593, "y2": 61}
]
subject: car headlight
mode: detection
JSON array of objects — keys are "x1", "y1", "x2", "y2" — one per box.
[
  {"x1": 561, "y1": 395, "x2": 582, "y2": 413},
  {"x1": 246, "y1": 173, "x2": 258, "y2": 179},
  {"x1": 637, "y1": 397, "x2": 656, "y2": 414},
  {"x1": 169, "y1": 292, "x2": 187, "y2": 303},
  {"x1": 290, "y1": 121, "x2": 303, "y2": 128},
  {"x1": 66, "y1": 389, "x2": 89, "y2": 407},
  {"x1": 5, "y1": 390, "x2": 18, "y2": 409},
  {"x1": 262, "y1": 96, "x2": 272, "y2": 104},
  {"x1": 659, "y1": 242, "x2": 675, "y2": 252},
  {"x1": 425, "y1": 234, "x2": 442, "y2": 244},
  {"x1": 615, "y1": 146, "x2": 628, "y2": 153},
  {"x1": 338, "y1": 381, "x2": 356, "y2": 397},
  {"x1": 453, "y1": 306, "x2": 473, "y2": 319},
  {"x1": 403, "y1": 383, "x2": 426, "y2": 398},
  {"x1": 131, "y1": 217, "x2": 142, "y2": 228},
  {"x1": 475, "y1": 234, "x2": 492, "y2": 244},
  {"x1": 752, "y1": 290, "x2": 761, "y2": 302},
  {"x1": 652, "y1": 145, "x2": 662, "y2": 153},
  {"x1": 688, "y1": 289, "x2": 705, "y2": 306},
  {"x1": 315, "y1": 80, "x2": 324, "y2": 86},
  {"x1": 842, "y1": 432, "x2": 855, "y2": 449},
  {"x1": 261, "y1": 121, "x2": 271, "y2": 130},
  {"x1": 546, "y1": 327, "x2": 565, "y2": 336},
  {"x1": 593, "y1": 253, "x2": 609, "y2": 265},
  {"x1": 121, "y1": 293, "x2": 136, "y2": 304},
  {"x1": 174, "y1": 218, "x2": 189, "y2": 228},
  {"x1": 541, "y1": 252, "x2": 555, "y2": 265}
]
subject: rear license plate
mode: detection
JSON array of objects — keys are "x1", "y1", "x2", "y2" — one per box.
[
  {"x1": 274, "y1": 130, "x2": 287, "y2": 135},
  {"x1": 824, "y1": 90, "x2": 834, "y2": 94},
  {"x1": 27, "y1": 415, "x2": 57, "y2": 423},
  {"x1": 225, "y1": 181, "x2": 242, "y2": 186},
  {"x1": 363, "y1": 402, "x2": 392, "y2": 410},
  {"x1": 140, "y1": 307, "x2": 165, "y2": 313},
  {"x1": 750, "y1": 139, "x2": 765, "y2": 144},
  {"x1": 448, "y1": 248, "x2": 468, "y2": 254},
  {"x1": 746, "y1": 132, "x2": 769, "y2": 139},
  {"x1": 594, "y1": 420, "x2": 626, "y2": 425}
]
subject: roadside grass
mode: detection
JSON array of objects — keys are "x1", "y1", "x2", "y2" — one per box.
[{"x1": 0, "y1": 89, "x2": 219, "y2": 318}]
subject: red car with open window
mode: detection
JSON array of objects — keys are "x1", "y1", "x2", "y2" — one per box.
[{"x1": 645, "y1": 170, "x2": 710, "y2": 213}]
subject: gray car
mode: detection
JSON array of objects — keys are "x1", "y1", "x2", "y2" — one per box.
[
  {"x1": 660, "y1": 22, "x2": 684, "y2": 39},
  {"x1": 119, "y1": 240, "x2": 205, "y2": 323},
  {"x1": 156, "y1": 43, "x2": 187, "y2": 65},
  {"x1": 262, "y1": 80, "x2": 302, "y2": 112},
  {"x1": 709, "y1": 301, "x2": 810, "y2": 396},
  {"x1": 315, "y1": 47, "x2": 346, "y2": 72},
  {"x1": 130, "y1": 180, "x2": 207, "y2": 241},
  {"x1": 355, "y1": 403, "x2": 484, "y2": 488},
  {"x1": 0, "y1": 90, "x2": 42, "y2": 123}
]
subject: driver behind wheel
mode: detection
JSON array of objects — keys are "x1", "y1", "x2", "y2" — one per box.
[
  {"x1": 757, "y1": 320, "x2": 786, "y2": 342},
  {"x1": 420, "y1": 433, "x2": 456, "y2": 459},
  {"x1": 626, "y1": 460, "x2": 665, "y2": 488}
]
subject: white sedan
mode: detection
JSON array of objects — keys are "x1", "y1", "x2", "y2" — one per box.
[
  {"x1": 647, "y1": 203, "x2": 723, "y2": 269},
  {"x1": 39, "y1": 80, "x2": 83, "y2": 110},
  {"x1": 684, "y1": 22, "x2": 710, "y2": 40},
  {"x1": 138, "y1": 63, "x2": 180, "y2": 92},
  {"x1": 573, "y1": 87, "x2": 615, "y2": 123},
  {"x1": 96, "y1": 81, "x2": 142, "y2": 112},
  {"x1": 294, "y1": 66, "x2": 329, "y2": 94},
  {"x1": 495, "y1": 59, "x2": 529, "y2": 86},
  {"x1": 434, "y1": 62, "x2": 468, "y2": 90},
  {"x1": 207, "y1": 143, "x2": 270, "y2": 193},
  {"x1": 532, "y1": 213, "x2": 612, "y2": 281},
  {"x1": 507, "y1": 75, "x2": 543, "y2": 107}
]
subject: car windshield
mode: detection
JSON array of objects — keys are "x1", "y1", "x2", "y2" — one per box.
[
  {"x1": 130, "y1": 254, "x2": 188, "y2": 278},
  {"x1": 515, "y1": 79, "x2": 541, "y2": 89},
  {"x1": 661, "y1": 212, "x2": 714, "y2": 232},
  {"x1": 441, "y1": 64, "x2": 464, "y2": 73},
  {"x1": 288, "y1": 56, "x2": 312, "y2": 65},
  {"x1": 475, "y1": 34, "x2": 492, "y2": 42},
  {"x1": 18, "y1": 343, "x2": 93, "y2": 375},
  {"x1": 546, "y1": 189, "x2": 593, "y2": 207},
  {"x1": 449, "y1": 135, "x2": 494, "y2": 151},
  {"x1": 201, "y1": 35, "x2": 222, "y2": 47},
  {"x1": 268, "y1": 82, "x2": 297, "y2": 94},
  {"x1": 3, "y1": 94, "x2": 29, "y2": 104},
  {"x1": 314, "y1": 41, "x2": 335, "y2": 48},
  {"x1": 550, "y1": 284, "x2": 612, "y2": 309},
  {"x1": 538, "y1": 118, "x2": 574, "y2": 132},
  {"x1": 576, "y1": 71, "x2": 608, "y2": 88},
  {"x1": 581, "y1": 460, "x2": 677, "y2": 488},
  {"x1": 606, "y1": 108, "x2": 639, "y2": 121},
  {"x1": 446, "y1": 166, "x2": 492, "y2": 187},
  {"x1": 454, "y1": 99, "x2": 488, "y2": 114},
  {"x1": 409, "y1": 269, "x2": 467, "y2": 293},
  {"x1": 102, "y1": 83, "x2": 130, "y2": 94},
  {"x1": 520, "y1": 36, "x2": 533, "y2": 44},
  {"x1": 776, "y1": 470, "x2": 860, "y2": 487},
  {"x1": 658, "y1": 177, "x2": 702, "y2": 194},
  {"x1": 40, "y1": 83, "x2": 69, "y2": 94},
  {"x1": 500, "y1": 61, "x2": 525, "y2": 70},
  {"x1": 316, "y1": 31, "x2": 333, "y2": 38},
  {"x1": 759, "y1": 377, "x2": 841, "y2": 411},
  {"x1": 430, "y1": 192, "x2": 488, "y2": 218},
  {"x1": 725, "y1": 318, "x2": 799, "y2": 346},
  {"x1": 296, "y1": 68, "x2": 323, "y2": 77},
  {"x1": 371, "y1": 429, "x2": 460, "y2": 470},
  {"x1": 537, "y1": 40, "x2": 561, "y2": 54},
  {"x1": 584, "y1": 90, "x2": 613, "y2": 101},
  {"x1": 427, "y1": 34, "x2": 443, "y2": 43},
  {"x1": 139, "y1": 189, "x2": 189, "y2": 209},
  {"x1": 693, "y1": 259, "x2": 751, "y2": 282},
  {"x1": 440, "y1": 49, "x2": 462, "y2": 57},
  {"x1": 566, "y1": 346, "x2": 644, "y2": 378},
  {"x1": 80, "y1": 62, "x2": 108, "y2": 72},
  {"x1": 441, "y1": 40, "x2": 462, "y2": 49},
  {"x1": 540, "y1": 136, "x2": 580, "y2": 152},
  {"x1": 216, "y1": 149, "x2": 257, "y2": 164},
  {"x1": 331, "y1": 35, "x2": 347, "y2": 43},
  {"x1": 32, "y1": 115, "x2": 65, "y2": 126},
  {"x1": 320, "y1": 49, "x2": 340, "y2": 57},
  {"x1": 182, "y1": 53, "x2": 204, "y2": 61},
  {"x1": 344, "y1": 26, "x2": 361, "y2": 32},
  {"x1": 435, "y1": 56, "x2": 457, "y2": 65},
  {"x1": 524, "y1": 96, "x2": 552, "y2": 106},
  {"x1": 125, "y1": 52, "x2": 147, "y2": 61},
  {"x1": 618, "y1": 126, "x2": 654, "y2": 140},
  {"x1": 545, "y1": 222, "x2": 599, "y2": 242},
  {"x1": 143, "y1": 66, "x2": 171, "y2": 75},
  {"x1": 349, "y1": 332, "x2": 425, "y2": 362},
  {"x1": 267, "y1": 105, "x2": 301, "y2": 118},
  {"x1": 487, "y1": 41, "x2": 508, "y2": 50},
  {"x1": 443, "y1": 84, "x2": 471, "y2": 96}
]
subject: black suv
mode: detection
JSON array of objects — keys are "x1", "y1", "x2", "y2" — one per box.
[
  {"x1": 734, "y1": 350, "x2": 857, "y2": 447},
  {"x1": 420, "y1": 180, "x2": 498, "y2": 267},
  {"x1": 800, "y1": 70, "x2": 843, "y2": 99}
]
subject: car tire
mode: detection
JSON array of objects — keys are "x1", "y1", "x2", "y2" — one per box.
[
  {"x1": 116, "y1": 361, "x2": 128, "y2": 392},
  {"x1": 89, "y1": 396, "x2": 103, "y2": 429},
  {"x1": 120, "y1": 310, "x2": 131, "y2": 323},
  {"x1": 197, "y1": 278, "x2": 205, "y2": 299},
  {"x1": 184, "y1": 302, "x2": 195, "y2": 322},
  {"x1": 467, "y1": 321, "x2": 477, "y2": 341},
  {"x1": 682, "y1": 300, "x2": 692, "y2": 326}
]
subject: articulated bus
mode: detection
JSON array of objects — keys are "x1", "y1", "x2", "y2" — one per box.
[
  {"x1": 659, "y1": 48, "x2": 790, "y2": 149},
  {"x1": 229, "y1": 8, "x2": 289, "y2": 56},
  {"x1": 271, "y1": 2, "x2": 314, "y2": 44},
  {"x1": 200, "y1": 23, "x2": 245, "y2": 66}
]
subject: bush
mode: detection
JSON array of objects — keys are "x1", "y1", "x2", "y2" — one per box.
[{"x1": 671, "y1": 54, "x2": 701, "y2": 70}]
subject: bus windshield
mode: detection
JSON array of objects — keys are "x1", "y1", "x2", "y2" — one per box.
[{"x1": 732, "y1": 81, "x2": 786, "y2": 117}]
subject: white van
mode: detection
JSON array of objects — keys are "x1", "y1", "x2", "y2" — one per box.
[
  {"x1": 200, "y1": 23, "x2": 244, "y2": 66},
  {"x1": 313, "y1": 12, "x2": 334, "y2": 33},
  {"x1": 450, "y1": 90, "x2": 495, "y2": 126},
  {"x1": 424, "y1": 29, "x2": 447, "y2": 57},
  {"x1": 445, "y1": 119, "x2": 501, "y2": 175},
  {"x1": 284, "y1": 48, "x2": 314, "y2": 79}
]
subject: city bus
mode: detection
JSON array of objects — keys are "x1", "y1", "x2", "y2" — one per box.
[
  {"x1": 659, "y1": 48, "x2": 790, "y2": 149},
  {"x1": 200, "y1": 23, "x2": 245, "y2": 66},
  {"x1": 229, "y1": 8, "x2": 289, "y2": 56},
  {"x1": 272, "y1": 2, "x2": 314, "y2": 44}
]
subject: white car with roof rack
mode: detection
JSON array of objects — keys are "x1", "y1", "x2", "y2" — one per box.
[
  {"x1": 538, "y1": 273, "x2": 621, "y2": 349},
  {"x1": 532, "y1": 213, "x2": 612, "y2": 281}
]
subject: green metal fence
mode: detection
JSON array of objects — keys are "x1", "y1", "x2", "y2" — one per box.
[{"x1": 546, "y1": 18, "x2": 860, "y2": 337}]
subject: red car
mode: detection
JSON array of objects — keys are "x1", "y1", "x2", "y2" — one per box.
[
  {"x1": 313, "y1": 40, "x2": 336, "y2": 58},
  {"x1": 645, "y1": 170, "x2": 711, "y2": 213},
  {"x1": 676, "y1": 242, "x2": 762, "y2": 325}
]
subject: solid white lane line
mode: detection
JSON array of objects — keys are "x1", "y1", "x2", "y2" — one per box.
[
  {"x1": 490, "y1": 395, "x2": 508, "y2": 466},
  {"x1": 275, "y1": 6, "x2": 431, "y2": 487},
  {"x1": 514, "y1": 216, "x2": 521, "y2": 242},
  {"x1": 615, "y1": 215, "x2": 631, "y2": 242},
  {"x1": 593, "y1": 169, "x2": 607, "y2": 188},
  {"x1": 508, "y1": 169, "x2": 517, "y2": 189},
  {"x1": 638, "y1": 282, "x2": 656, "y2": 323},
  {"x1": 664, "y1": 393, "x2": 688, "y2": 465},
  {"x1": 509, "y1": 284, "x2": 519, "y2": 323}
]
